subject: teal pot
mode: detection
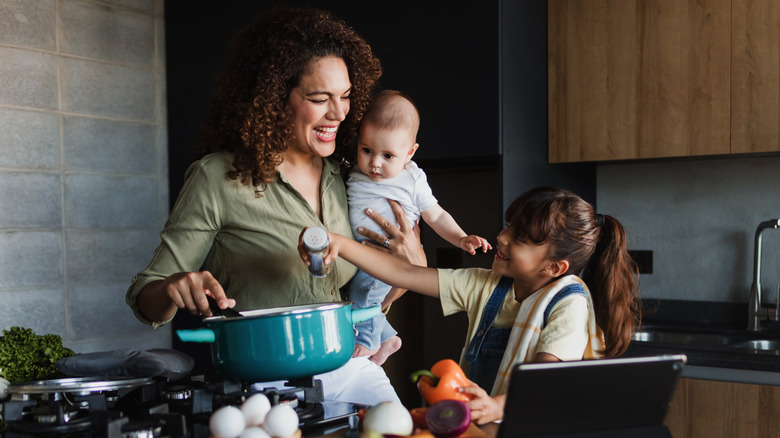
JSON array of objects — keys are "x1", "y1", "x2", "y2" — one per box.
[{"x1": 176, "y1": 302, "x2": 380, "y2": 382}]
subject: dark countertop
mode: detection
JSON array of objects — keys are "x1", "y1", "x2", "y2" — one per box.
[
  {"x1": 627, "y1": 299, "x2": 780, "y2": 381},
  {"x1": 626, "y1": 338, "x2": 780, "y2": 373}
]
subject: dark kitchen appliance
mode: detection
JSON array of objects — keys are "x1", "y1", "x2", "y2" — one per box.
[
  {"x1": 1, "y1": 374, "x2": 366, "y2": 437},
  {"x1": 498, "y1": 354, "x2": 686, "y2": 438}
]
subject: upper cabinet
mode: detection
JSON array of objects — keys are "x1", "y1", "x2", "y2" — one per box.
[
  {"x1": 549, "y1": 0, "x2": 780, "y2": 163},
  {"x1": 732, "y1": 0, "x2": 780, "y2": 154}
]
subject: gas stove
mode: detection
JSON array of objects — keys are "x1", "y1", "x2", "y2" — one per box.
[{"x1": 1, "y1": 375, "x2": 367, "y2": 437}]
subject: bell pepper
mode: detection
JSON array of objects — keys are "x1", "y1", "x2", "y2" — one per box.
[{"x1": 410, "y1": 359, "x2": 473, "y2": 405}]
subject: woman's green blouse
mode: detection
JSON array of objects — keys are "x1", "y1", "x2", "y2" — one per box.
[{"x1": 126, "y1": 152, "x2": 357, "y2": 326}]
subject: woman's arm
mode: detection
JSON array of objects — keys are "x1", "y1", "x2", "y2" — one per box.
[
  {"x1": 357, "y1": 200, "x2": 427, "y2": 266},
  {"x1": 357, "y1": 199, "x2": 429, "y2": 304}
]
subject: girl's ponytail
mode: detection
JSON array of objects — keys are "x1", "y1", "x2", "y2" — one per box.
[
  {"x1": 582, "y1": 214, "x2": 641, "y2": 357},
  {"x1": 506, "y1": 187, "x2": 641, "y2": 358}
]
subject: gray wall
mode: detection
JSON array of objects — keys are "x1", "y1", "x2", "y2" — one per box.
[
  {"x1": 500, "y1": 0, "x2": 596, "y2": 213},
  {"x1": 0, "y1": 0, "x2": 170, "y2": 352},
  {"x1": 598, "y1": 156, "x2": 780, "y2": 304}
]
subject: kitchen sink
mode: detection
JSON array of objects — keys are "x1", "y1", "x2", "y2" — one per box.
[
  {"x1": 727, "y1": 339, "x2": 780, "y2": 351},
  {"x1": 632, "y1": 327, "x2": 780, "y2": 353},
  {"x1": 632, "y1": 330, "x2": 731, "y2": 347}
]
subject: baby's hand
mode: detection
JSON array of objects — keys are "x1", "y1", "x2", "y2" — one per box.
[{"x1": 459, "y1": 235, "x2": 492, "y2": 255}]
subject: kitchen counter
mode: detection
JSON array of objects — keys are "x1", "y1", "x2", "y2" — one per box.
[
  {"x1": 626, "y1": 340, "x2": 780, "y2": 385},
  {"x1": 627, "y1": 299, "x2": 780, "y2": 385},
  {"x1": 308, "y1": 421, "x2": 497, "y2": 438}
]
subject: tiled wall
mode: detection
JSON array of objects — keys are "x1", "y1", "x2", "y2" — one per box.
[
  {"x1": 598, "y1": 155, "x2": 780, "y2": 304},
  {"x1": 0, "y1": 0, "x2": 170, "y2": 352}
]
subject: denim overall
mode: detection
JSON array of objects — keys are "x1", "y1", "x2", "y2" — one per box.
[
  {"x1": 464, "y1": 278, "x2": 587, "y2": 394},
  {"x1": 464, "y1": 276, "x2": 513, "y2": 394}
]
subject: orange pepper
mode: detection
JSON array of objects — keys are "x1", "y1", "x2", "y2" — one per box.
[{"x1": 410, "y1": 359, "x2": 473, "y2": 405}]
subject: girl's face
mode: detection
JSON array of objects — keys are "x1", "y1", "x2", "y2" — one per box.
[
  {"x1": 356, "y1": 123, "x2": 418, "y2": 181},
  {"x1": 287, "y1": 56, "x2": 352, "y2": 158},
  {"x1": 493, "y1": 225, "x2": 555, "y2": 297}
]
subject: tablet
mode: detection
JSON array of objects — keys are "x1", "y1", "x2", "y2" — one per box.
[{"x1": 497, "y1": 354, "x2": 686, "y2": 438}]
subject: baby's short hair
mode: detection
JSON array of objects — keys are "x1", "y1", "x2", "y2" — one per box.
[{"x1": 362, "y1": 90, "x2": 420, "y2": 138}]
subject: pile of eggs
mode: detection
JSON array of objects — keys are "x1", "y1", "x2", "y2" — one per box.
[{"x1": 209, "y1": 393, "x2": 300, "y2": 438}]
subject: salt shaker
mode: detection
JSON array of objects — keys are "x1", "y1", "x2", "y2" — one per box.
[{"x1": 302, "y1": 227, "x2": 330, "y2": 278}]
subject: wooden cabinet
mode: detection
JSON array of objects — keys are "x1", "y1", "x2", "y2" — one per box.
[
  {"x1": 548, "y1": 0, "x2": 780, "y2": 162},
  {"x1": 732, "y1": 0, "x2": 780, "y2": 153},
  {"x1": 665, "y1": 377, "x2": 780, "y2": 437}
]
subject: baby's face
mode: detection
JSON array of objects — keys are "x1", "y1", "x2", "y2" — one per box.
[{"x1": 356, "y1": 124, "x2": 418, "y2": 181}]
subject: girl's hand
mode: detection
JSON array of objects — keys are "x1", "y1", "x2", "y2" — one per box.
[
  {"x1": 459, "y1": 380, "x2": 505, "y2": 425},
  {"x1": 297, "y1": 227, "x2": 344, "y2": 267},
  {"x1": 162, "y1": 271, "x2": 234, "y2": 317},
  {"x1": 357, "y1": 200, "x2": 427, "y2": 266},
  {"x1": 459, "y1": 235, "x2": 492, "y2": 255}
]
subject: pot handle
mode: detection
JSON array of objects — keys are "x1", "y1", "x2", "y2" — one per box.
[
  {"x1": 351, "y1": 305, "x2": 382, "y2": 324},
  {"x1": 176, "y1": 328, "x2": 216, "y2": 343}
]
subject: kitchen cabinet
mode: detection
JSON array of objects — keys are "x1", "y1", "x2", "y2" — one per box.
[
  {"x1": 548, "y1": 0, "x2": 780, "y2": 162},
  {"x1": 732, "y1": 0, "x2": 780, "y2": 153},
  {"x1": 665, "y1": 377, "x2": 780, "y2": 437}
]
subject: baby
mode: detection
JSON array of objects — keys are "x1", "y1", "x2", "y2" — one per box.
[{"x1": 347, "y1": 90, "x2": 491, "y2": 365}]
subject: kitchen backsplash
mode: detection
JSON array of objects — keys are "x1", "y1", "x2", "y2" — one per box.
[
  {"x1": 598, "y1": 155, "x2": 780, "y2": 304},
  {"x1": 0, "y1": 0, "x2": 169, "y2": 353}
]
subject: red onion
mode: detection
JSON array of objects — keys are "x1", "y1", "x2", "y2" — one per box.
[{"x1": 425, "y1": 400, "x2": 471, "y2": 438}]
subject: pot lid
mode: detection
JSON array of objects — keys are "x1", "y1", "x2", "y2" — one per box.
[{"x1": 8, "y1": 376, "x2": 155, "y2": 395}]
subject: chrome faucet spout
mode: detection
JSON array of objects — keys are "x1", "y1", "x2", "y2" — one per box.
[{"x1": 748, "y1": 218, "x2": 780, "y2": 331}]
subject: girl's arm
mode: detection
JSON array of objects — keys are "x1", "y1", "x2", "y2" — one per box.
[
  {"x1": 300, "y1": 230, "x2": 440, "y2": 298},
  {"x1": 460, "y1": 352, "x2": 561, "y2": 424},
  {"x1": 421, "y1": 204, "x2": 492, "y2": 255}
]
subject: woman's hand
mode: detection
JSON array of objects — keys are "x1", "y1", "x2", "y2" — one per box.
[
  {"x1": 161, "y1": 271, "x2": 235, "y2": 317},
  {"x1": 459, "y1": 381, "x2": 505, "y2": 425},
  {"x1": 357, "y1": 199, "x2": 427, "y2": 267},
  {"x1": 137, "y1": 271, "x2": 235, "y2": 323}
]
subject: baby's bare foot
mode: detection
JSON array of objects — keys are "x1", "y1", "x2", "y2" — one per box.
[
  {"x1": 369, "y1": 335, "x2": 402, "y2": 366},
  {"x1": 353, "y1": 344, "x2": 377, "y2": 358}
]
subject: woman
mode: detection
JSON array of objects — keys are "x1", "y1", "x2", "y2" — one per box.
[{"x1": 126, "y1": 6, "x2": 424, "y2": 405}]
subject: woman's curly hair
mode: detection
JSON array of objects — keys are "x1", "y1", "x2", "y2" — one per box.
[{"x1": 195, "y1": 6, "x2": 382, "y2": 189}]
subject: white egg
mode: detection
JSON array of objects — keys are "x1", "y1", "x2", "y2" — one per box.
[
  {"x1": 262, "y1": 403, "x2": 299, "y2": 437},
  {"x1": 240, "y1": 427, "x2": 272, "y2": 438},
  {"x1": 210, "y1": 405, "x2": 246, "y2": 438},
  {"x1": 242, "y1": 393, "x2": 272, "y2": 426}
]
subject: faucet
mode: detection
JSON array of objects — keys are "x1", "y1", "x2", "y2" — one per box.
[{"x1": 748, "y1": 218, "x2": 780, "y2": 331}]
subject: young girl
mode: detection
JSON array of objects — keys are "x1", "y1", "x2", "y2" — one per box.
[{"x1": 299, "y1": 187, "x2": 641, "y2": 423}]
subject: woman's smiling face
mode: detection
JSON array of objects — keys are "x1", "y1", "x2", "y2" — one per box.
[{"x1": 287, "y1": 56, "x2": 352, "y2": 158}]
